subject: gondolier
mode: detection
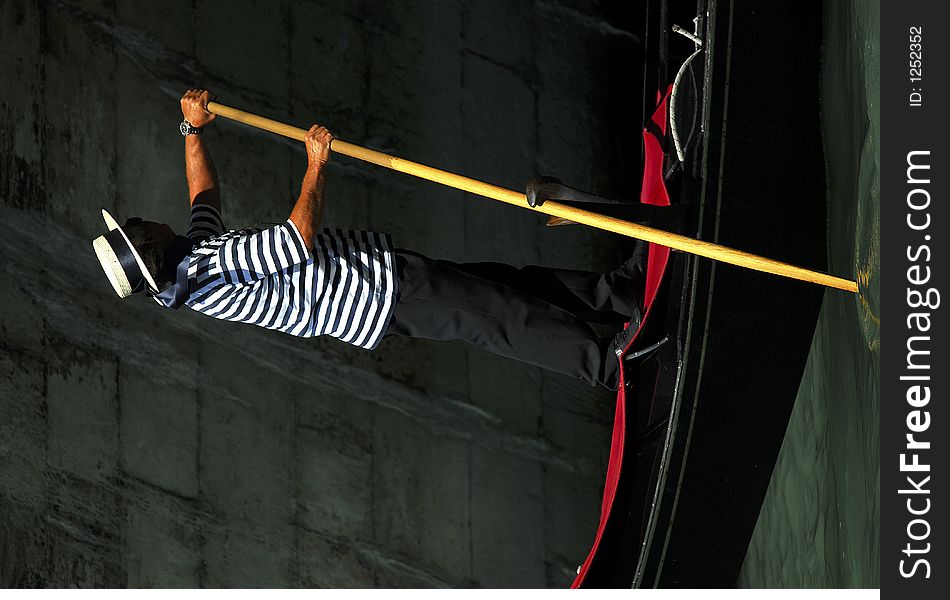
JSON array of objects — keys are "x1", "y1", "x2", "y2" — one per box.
[{"x1": 92, "y1": 89, "x2": 646, "y2": 390}]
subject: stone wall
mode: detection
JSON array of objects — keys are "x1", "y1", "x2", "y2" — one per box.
[{"x1": 1, "y1": 0, "x2": 643, "y2": 587}]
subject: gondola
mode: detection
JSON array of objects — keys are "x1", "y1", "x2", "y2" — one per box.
[{"x1": 572, "y1": 0, "x2": 827, "y2": 588}]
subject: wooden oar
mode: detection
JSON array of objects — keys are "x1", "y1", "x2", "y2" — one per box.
[{"x1": 206, "y1": 101, "x2": 858, "y2": 293}]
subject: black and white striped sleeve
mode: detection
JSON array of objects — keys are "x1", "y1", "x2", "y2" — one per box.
[
  {"x1": 216, "y1": 220, "x2": 312, "y2": 284},
  {"x1": 186, "y1": 203, "x2": 225, "y2": 243}
]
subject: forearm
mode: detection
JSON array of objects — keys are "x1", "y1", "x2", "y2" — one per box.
[
  {"x1": 185, "y1": 135, "x2": 221, "y2": 211},
  {"x1": 289, "y1": 164, "x2": 325, "y2": 250}
]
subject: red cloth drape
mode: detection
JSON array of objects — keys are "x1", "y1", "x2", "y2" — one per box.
[{"x1": 571, "y1": 85, "x2": 673, "y2": 588}]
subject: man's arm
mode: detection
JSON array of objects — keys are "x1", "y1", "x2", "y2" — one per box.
[
  {"x1": 289, "y1": 124, "x2": 333, "y2": 250},
  {"x1": 181, "y1": 89, "x2": 221, "y2": 212}
]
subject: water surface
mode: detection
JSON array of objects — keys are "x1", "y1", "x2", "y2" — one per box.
[{"x1": 737, "y1": 0, "x2": 880, "y2": 588}]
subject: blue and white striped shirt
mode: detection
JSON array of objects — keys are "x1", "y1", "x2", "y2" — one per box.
[{"x1": 183, "y1": 203, "x2": 397, "y2": 350}]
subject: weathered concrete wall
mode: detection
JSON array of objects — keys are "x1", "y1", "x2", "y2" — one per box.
[{"x1": 1, "y1": 0, "x2": 643, "y2": 588}]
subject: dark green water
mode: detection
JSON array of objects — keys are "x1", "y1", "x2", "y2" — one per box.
[{"x1": 737, "y1": 0, "x2": 880, "y2": 588}]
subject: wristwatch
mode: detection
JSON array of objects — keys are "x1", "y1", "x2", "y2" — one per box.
[{"x1": 180, "y1": 119, "x2": 203, "y2": 136}]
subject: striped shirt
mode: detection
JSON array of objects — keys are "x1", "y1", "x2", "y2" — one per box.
[{"x1": 183, "y1": 203, "x2": 397, "y2": 350}]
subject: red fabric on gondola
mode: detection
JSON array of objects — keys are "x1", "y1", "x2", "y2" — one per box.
[
  {"x1": 640, "y1": 85, "x2": 673, "y2": 308},
  {"x1": 571, "y1": 85, "x2": 673, "y2": 588}
]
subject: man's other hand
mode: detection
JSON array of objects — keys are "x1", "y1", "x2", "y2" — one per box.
[
  {"x1": 305, "y1": 124, "x2": 333, "y2": 168},
  {"x1": 181, "y1": 89, "x2": 216, "y2": 128}
]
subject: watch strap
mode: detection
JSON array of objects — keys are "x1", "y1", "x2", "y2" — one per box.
[{"x1": 180, "y1": 120, "x2": 203, "y2": 136}]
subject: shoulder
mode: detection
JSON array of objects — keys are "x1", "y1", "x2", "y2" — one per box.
[
  {"x1": 187, "y1": 203, "x2": 225, "y2": 243},
  {"x1": 316, "y1": 229, "x2": 393, "y2": 249}
]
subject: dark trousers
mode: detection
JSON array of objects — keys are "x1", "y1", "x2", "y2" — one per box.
[{"x1": 384, "y1": 246, "x2": 645, "y2": 390}]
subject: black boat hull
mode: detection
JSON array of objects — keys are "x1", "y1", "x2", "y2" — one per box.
[{"x1": 576, "y1": 0, "x2": 828, "y2": 588}]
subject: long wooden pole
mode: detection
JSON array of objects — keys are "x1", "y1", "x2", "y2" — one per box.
[{"x1": 207, "y1": 101, "x2": 858, "y2": 293}]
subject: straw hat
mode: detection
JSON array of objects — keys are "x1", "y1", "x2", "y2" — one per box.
[{"x1": 92, "y1": 208, "x2": 161, "y2": 300}]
